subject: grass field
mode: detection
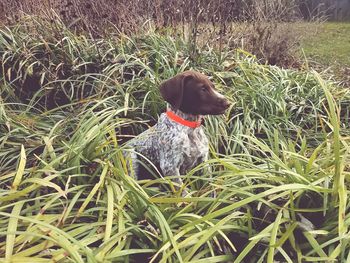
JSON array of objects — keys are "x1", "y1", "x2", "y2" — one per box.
[
  {"x1": 299, "y1": 22, "x2": 350, "y2": 85},
  {"x1": 0, "y1": 17, "x2": 350, "y2": 262}
]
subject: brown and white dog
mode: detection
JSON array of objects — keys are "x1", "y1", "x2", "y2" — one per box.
[{"x1": 127, "y1": 70, "x2": 230, "y2": 195}]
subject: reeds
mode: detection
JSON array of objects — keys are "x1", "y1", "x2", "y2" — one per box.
[{"x1": 0, "y1": 15, "x2": 350, "y2": 262}]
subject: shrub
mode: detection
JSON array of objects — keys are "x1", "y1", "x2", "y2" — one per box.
[{"x1": 0, "y1": 0, "x2": 309, "y2": 67}]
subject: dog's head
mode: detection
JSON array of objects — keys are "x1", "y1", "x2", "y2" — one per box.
[{"x1": 160, "y1": 70, "x2": 230, "y2": 115}]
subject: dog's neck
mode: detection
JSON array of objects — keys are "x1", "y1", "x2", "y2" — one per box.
[{"x1": 168, "y1": 106, "x2": 201, "y2": 122}]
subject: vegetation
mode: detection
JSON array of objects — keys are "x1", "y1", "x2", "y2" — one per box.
[
  {"x1": 1, "y1": 16, "x2": 350, "y2": 262},
  {"x1": 0, "y1": 0, "x2": 305, "y2": 68},
  {"x1": 299, "y1": 22, "x2": 350, "y2": 86}
]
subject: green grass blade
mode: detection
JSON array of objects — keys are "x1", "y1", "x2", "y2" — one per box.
[
  {"x1": 267, "y1": 210, "x2": 283, "y2": 263},
  {"x1": 11, "y1": 145, "x2": 26, "y2": 190},
  {"x1": 5, "y1": 202, "x2": 24, "y2": 261},
  {"x1": 104, "y1": 184, "x2": 114, "y2": 242}
]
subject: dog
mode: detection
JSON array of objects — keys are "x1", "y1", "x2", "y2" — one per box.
[{"x1": 126, "y1": 70, "x2": 230, "y2": 195}]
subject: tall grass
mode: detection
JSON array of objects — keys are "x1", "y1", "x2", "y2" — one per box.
[{"x1": 1, "y1": 16, "x2": 350, "y2": 262}]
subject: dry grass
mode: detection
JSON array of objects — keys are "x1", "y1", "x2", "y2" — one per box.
[{"x1": 0, "y1": 0, "x2": 307, "y2": 67}]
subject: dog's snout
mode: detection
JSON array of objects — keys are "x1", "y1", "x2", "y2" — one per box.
[
  {"x1": 223, "y1": 99, "x2": 230, "y2": 109},
  {"x1": 218, "y1": 97, "x2": 230, "y2": 109}
]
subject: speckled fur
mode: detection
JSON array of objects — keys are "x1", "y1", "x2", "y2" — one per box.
[
  {"x1": 126, "y1": 106, "x2": 209, "y2": 189},
  {"x1": 125, "y1": 70, "x2": 230, "y2": 195}
]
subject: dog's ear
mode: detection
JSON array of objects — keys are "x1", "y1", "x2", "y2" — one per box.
[{"x1": 160, "y1": 72, "x2": 192, "y2": 109}]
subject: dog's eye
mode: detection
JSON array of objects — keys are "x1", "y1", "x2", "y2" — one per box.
[{"x1": 201, "y1": 87, "x2": 207, "y2": 92}]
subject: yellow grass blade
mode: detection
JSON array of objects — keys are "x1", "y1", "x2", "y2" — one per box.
[
  {"x1": 5, "y1": 202, "x2": 24, "y2": 261},
  {"x1": 104, "y1": 184, "x2": 114, "y2": 242},
  {"x1": 76, "y1": 163, "x2": 108, "y2": 217},
  {"x1": 12, "y1": 145, "x2": 26, "y2": 190}
]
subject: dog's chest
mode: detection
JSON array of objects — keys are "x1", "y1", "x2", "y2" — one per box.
[
  {"x1": 181, "y1": 128, "x2": 208, "y2": 169},
  {"x1": 130, "y1": 113, "x2": 209, "y2": 175}
]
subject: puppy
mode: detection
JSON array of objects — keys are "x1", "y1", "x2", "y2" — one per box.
[{"x1": 127, "y1": 70, "x2": 230, "y2": 195}]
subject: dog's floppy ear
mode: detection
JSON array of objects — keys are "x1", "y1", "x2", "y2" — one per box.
[{"x1": 160, "y1": 72, "x2": 191, "y2": 109}]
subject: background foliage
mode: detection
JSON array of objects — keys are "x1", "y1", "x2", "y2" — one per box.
[{"x1": 0, "y1": 10, "x2": 349, "y2": 263}]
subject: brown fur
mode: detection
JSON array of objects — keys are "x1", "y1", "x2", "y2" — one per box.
[{"x1": 160, "y1": 70, "x2": 230, "y2": 115}]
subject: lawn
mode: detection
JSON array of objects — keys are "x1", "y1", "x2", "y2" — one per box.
[{"x1": 299, "y1": 22, "x2": 350, "y2": 85}]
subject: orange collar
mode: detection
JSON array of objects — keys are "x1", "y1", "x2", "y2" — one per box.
[{"x1": 166, "y1": 111, "x2": 202, "y2": 128}]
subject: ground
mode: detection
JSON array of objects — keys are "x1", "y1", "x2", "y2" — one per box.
[{"x1": 299, "y1": 22, "x2": 350, "y2": 86}]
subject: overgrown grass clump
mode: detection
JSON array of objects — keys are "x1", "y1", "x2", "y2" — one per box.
[{"x1": 1, "y1": 17, "x2": 350, "y2": 262}]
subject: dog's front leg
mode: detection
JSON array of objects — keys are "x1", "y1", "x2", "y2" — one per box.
[
  {"x1": 197, "y1": 152, "x2": 216, "y2": 198},
  {"x1": 171, "y1": 168, "x2": 188, "y2": 197},
  {"x1": 162, "y1": 167, "x2": 189, "y2": 197},
  {"x1": 159, "y1": 154, "x2": 188, "y2": 196}
]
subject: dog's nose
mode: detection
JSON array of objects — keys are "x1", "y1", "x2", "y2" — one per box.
[{"x1": 219, "y1": 98, "x2": 230, "y2": 109}]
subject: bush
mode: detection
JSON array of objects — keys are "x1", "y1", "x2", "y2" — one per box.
[{"x1": 0, "y1": 0, "x2": 309, "y2": 67}]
